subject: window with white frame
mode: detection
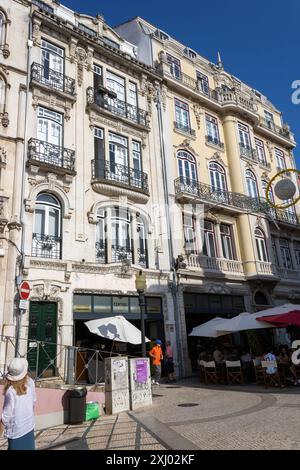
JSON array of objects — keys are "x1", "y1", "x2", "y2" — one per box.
[
  {"x1": 128, "y1": 82, "x2": 138, "y2": 108},
  {"x1": 255, "y1": 228, "x2": 268, "y2": 262},
  {"x1": 245, "y1": 169, "x2": 259, "y2": 198},
  {"x1": 166, "y1": 54, "x2": 181, "y2": 79},
  {"x1": 183, "y1": 213, "x2": 196, "y2": 254},
  {"x1": 37, "y1": 107, "x2": 63, "y2": 165},
  {"x1": 264, "y1": 110, "x2": 274, "y2": 129},
  {"x1": 209, "y1": 162, "x2": 227, "y2": 191},
  {"x1": 220, "y1": 224, "x2": 235, "y2": 260},
  {"x1": 177, "y1": 150, "x2": 197, "y2": 185},
  {"x1": 238, "y1": 122, "x2": 251, "y2": 149},
  {"x1": 206, "y1": 114, "x2": 220, "y2": 145},
  {"x1": 255, "y1": 138, "x2": 267, "y2": 164},
  {"x1": 275, "y1": 148, "x2": 285, "y2": 170},
  {"x1": 262, "y1": 180, "x2": 276, "y2": 217},
  {"x1": 41, "y1": 39, "x2": 64, "y2": 91},
  {"x1": 294, "y1": 240, "x2": 300, "y2": 267},
  {"x1": 32, "y1": 193, "x2": 62, "y2": 259},
  {"x1": 174, "y1": 99, "x2": 190, "y2": 132},
  {"x1": 271, "y1": 236, "x2": 279, "y2": 265},
  {"x1": 96, "y1": 207, "x2": 148, "y2": 267},
  {"x1": 106, "y1": 71, "x2": 125, "y2": 101},
  {"x1": 203, "y1": 220, "x2": 217, "y2": 258},
  {"x1": 279, "y1": 238, "x2": 293, "y2": 269},
  {"x1": 132, "y1": 140, "x2": 142, "y2": 172},
  {"x1": 109, "y1": 132, "x2": 128, "y2": 168},
  {"x1": 196, "y1": 71, "x2": 209, "y2": 94}
]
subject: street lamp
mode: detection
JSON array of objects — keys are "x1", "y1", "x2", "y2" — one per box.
[{"x1": 135, "y1": 270, "x2": 147, "y2": 357}]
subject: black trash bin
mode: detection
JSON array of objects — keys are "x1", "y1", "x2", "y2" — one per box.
[{"x1": 68, "y1": 386, "x2": 87, "y2": 424}]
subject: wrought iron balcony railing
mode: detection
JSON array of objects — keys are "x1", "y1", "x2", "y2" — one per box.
[
  {"x1": 137, "y1": 247, "x2": 148, "y2": 268},
  {"x1": 174, "y1": 177, "x2": 267, "y2": 213},
  {"x1": 92, "y1": 160, "x2": 149, "y2": 193},
  {"x1": 259, "y1": 118, "x2": 294, "y2": 141},
  {"x1": 31, "y1": 63, "x2": 76, "y2": 96},
  {"x1": 28, "y1": 138, "x2": 75, "y2": 172},
  {"x1": 32, "y1": 233, "x2": 61, "y2": 259},
  {"x1": 206, "y1": 135, "x2": 225, "y2": 149},
  {"x1": 111, "y1": 244, "x2": 133, "y2": 263},
  {"x1": 167, "y1": 69, "x2": 219, "y2": 102},
  {"x1": 275, "y1": 208, "x2": 299, "y2": 225},
  {"x1": 239, "y1": 143, "x2": 257, "y2": 160},
  {"x1": 174, "y1": 121, "x2": 196, "y2": 136},
  {"x1": 86, "y1": 87, "x2": 148, "y2": 127},
  {"x1": 95, "y1": 241, "x2": 107, "y2": 264}
]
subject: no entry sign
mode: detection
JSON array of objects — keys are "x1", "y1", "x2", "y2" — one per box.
[{"x1": 20, "y1": 281, "x2": 30, "y2": 300}]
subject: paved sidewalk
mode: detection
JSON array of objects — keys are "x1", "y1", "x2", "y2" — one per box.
[{"x1": 1, "y1": 379, "x2": 300, "y2": 450}]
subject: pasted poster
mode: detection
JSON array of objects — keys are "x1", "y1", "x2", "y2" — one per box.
[{"x1": 135, "y1": 359, "x2": 148, "y2": 383}]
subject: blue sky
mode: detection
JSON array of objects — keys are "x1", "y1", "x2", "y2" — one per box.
[{"x1": 62, "y1": 0, "x2": 300, "y2": 167}]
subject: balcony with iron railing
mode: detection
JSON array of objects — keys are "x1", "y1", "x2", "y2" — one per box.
[
  {"x1": 174, "y1": 121, "x2": 196, "y2": 137},
  {"x1": 31, "y1": 63, "x2": 76, "y2": 98},
  {"x1": 86, "y1": 87, "x2": 148, "y2": 128},
  {"x1": 205, "y1": 135, "x2": 225, "y2": 150},
  {"x1": 174, "y1": 177, "x2": 268, "y2": 214},
  {"x1": 91, "y1": 160, "x2": 149, "y2": 203},
  {"x1": 27, "y1": 138, "x2": 76, "y2": 175},
  {"x1": 32, "y1": 233, "x2": 61, "y2": 260},
  {"x1": 163, "y1": 67, "x2": 257, "y2": 115},
  {"x1": 239, "y1": 143, "x2": 271, "y2": 170},
  {"x1": 95, "y1": 241, "x2": 148, "y2": 268},
  {"x1": 258, "y1": 117, "x2": 295, "y2": 145}
]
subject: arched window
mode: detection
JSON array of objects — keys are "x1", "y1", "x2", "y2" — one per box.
[
  {"x1": 254, "y1": 291, "x2": 269, "y2": 306},
  {"x1": 261, "y1": 180, "x2": 274, "y2": 203},
  {"x1": 209, "y1": 162, "x2": 227, "y2": 191},
  {"x1": 177, "y1": 150, "x2": 197, "y2": 185},
  {"x1": 255, "y1": 228, "x2": 268, "y2": 262},
  {"x1": 32, "y1": 193, "x2": 62, "y2": 259},
  {"x1": 96, "y1": 207, "x2": 148, "y2": 267},
  {"x1": 246, "y1": 170, "x2": 258, "y2": 198}
]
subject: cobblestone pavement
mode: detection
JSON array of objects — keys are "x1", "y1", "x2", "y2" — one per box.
[{"x1": 1, "y1": 379, "x2": 300, "y2": 450}]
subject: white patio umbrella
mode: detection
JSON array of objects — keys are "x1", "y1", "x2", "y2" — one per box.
[
  {"x1": 84, "y1": 315, "x2": 151, "y2": 345},
  {"x1": 216, "y1": 312, "x2": 276, "y2": 333},
  {"x1": 189, "y1": 317, "x2": 231, "y2": 338}
]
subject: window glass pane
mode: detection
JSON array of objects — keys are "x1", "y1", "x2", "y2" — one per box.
[
  {"x1": 130, "y1": 297, "x2": 140, "y2": 314},
  {"x1": 34, "y1": 208, "x2": 45, "y2": 234},
  {"x1": 48, "y1": 208, "x2": 59, "y2": 236},
  {"x1": 146, "y1": 297, "x2": 161, "y2": 314},
  {"x1": 112, "y1": 296, "x2": 129, "y2": 314},
  {"x1": 73, "y1": 295, "x2": 92, "y2": 312},
  {"x1": 94, "y1": 296, "x2": 112, "y2": 314}
]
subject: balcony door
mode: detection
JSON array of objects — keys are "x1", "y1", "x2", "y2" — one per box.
[
  {"x1": 41, "y1": 39, "x2": 64, "y2": 91},
  {"x1": 177, "y1": 150, "x2": 197, "y2": 192},
  {"x1": 238, "y1": 122, "x2": 251, "y2": 149},
  {"x1": 32, "y1": 193, "x2": 61, "y2": 259},
  {"x1": 37, "y1": 107, "x2": 63, "y2": 166},
  {"x1": 106, "y1": 71, "x2": 126, "y2": 115},
  {"x1": 109, "y1": 132, "x2": 129, "y2": 184},
  {"x1": 111, "y1": 207, "x2": 132, "y2": 263}
]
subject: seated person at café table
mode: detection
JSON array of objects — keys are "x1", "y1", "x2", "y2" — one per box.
[{"x1": 213, "y1": 346, "x2": 224, "y2": 364}]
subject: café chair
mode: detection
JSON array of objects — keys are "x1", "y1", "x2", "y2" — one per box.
[
  {"x1": 253, "y1": 359, "x2": 264, "y2": 385},
  {"x1": 203, "y1": 361, "x2": 218, "y2": 385},
  {"x1": 261, "y1": 360, "x2": 285, "y2": 388},
  {"x1": 225, "y1": 360, "x2": 244, "y2": 385}
]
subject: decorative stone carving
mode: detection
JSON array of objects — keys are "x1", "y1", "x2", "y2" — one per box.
[
  {"x1": 193, "y1": 104, "x2": 203, "y2": 129},
  {"x1": 75, "y1": 46, "x2": 87, "y2": 86},
  {"x1": 0, "y1": 146, "x2": 7, "y2": 167},
  {"x1": 265, "y1": 141, "x2": 274, "y2": 162},
  {"x1": 255, "y1": 217, "x2": 264, "y2": 229},
  {"x1": 32, "y1": 18, "x2": 41, "y2": 45},
  {"x1": 0, "y1": 112, "x2": 9, "y2": 127},
  {"x1": 204, "y1": 283, "x2": 232, "y2": 294},
  {"x1": 1, "y1": 44, "x2": 10, "y2": 59},
  {"x1": 0, "y1": 196, "x2": 8, "y2": 233}
]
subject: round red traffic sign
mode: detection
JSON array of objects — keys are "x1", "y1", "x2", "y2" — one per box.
[{"x1": 20, "y1": 281, "x2": 30, "y2": 300}]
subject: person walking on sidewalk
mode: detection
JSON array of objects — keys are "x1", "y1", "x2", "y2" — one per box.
[
  {"x1": 149, "y1": 339, "x2": 163, "y2": 385},
  {"x1": 0, "y1": 358, "x2": 36, "y2": 450},
  {"x1": 165, "y1": 341, "x2": 176, "y2": 383}
]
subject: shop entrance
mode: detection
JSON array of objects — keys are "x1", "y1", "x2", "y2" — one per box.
[{"x1": 27, "y1": 302, "x2": 57, "y2": 377}]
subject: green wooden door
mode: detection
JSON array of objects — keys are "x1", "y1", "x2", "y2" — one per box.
[{"x1": 27, "y1": 302, "x2": 57, "y2": 378}]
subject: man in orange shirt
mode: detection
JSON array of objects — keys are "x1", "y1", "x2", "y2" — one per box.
[{"x1": 149, "y1": 339, "x2": 163, "y2": 385}]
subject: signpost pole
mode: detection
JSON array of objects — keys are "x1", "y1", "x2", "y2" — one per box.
[{"x1": 15, "y1": 282, "x2": 30, "y2": 357}]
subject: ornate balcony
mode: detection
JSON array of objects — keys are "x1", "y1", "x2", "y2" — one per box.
[
  {"x1": 258, "y1": 117, "x2": 295, "y2": 146},
  {"x1": 32, "y1": 233, "x2": 61, "y2": 259},
  {"x1": 276, "y1": 267, "x2": 300, "y2": 280},
  {"x1": 174, "y1": 121, "x2": 196, "y2": 137},
  {"x1": 205, "y1": 135, "x2": 225, "y2": 150},
  {"x1": 239, "y1": 143, "x2": 271, "y2": 169},
  {"x1": 31, "y1": 63, "x2": 76, "y2": 97},
  {"x1": 95, "y1": 242, "x2": 148, "y2": 268},
  {"x1": 86, "y1": 87, "x2": 148, "y2": 128},
  {"x1": 95, "y1": 241, "x2": 107, "y2": 264},
  {"x1": 274, "y1": 208, "x2": 299, "y2": 226},
  {"x1": 27, "y1": 138, "x2": 76, "y2": 175},
  {"x1": 174, "y1": 177, "x2": 266, "y2": 214},
  {"x1": 187, "y1": 254, "x2": 244, "y2": 275},
  {"x1": 254, "y1": 261, "x2": 277, "y2": 276},
  {"x1": 91, "y1": 160, "x2": 149, "y2": 203}
]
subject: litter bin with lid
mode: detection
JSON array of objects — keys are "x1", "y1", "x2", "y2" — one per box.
[{"x1": 68, "y1": 386, "x2": 87, "y2": 424}]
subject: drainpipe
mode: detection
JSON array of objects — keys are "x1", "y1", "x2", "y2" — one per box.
[
  {"x1": 15, "y1": 10, "x2": 33, "y2": 356},
  {"x1": 155, "y1": 86, "x2": 184, "y2": 378}
]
